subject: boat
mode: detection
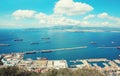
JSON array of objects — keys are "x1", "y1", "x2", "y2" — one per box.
[
  {"x1": 41, "y1": 58, "x2": 48, "y2": 60},
  {"x1": 14, "y1": 39, "x2": 23, "y2": 41},
  {"x1": 37, "y1": 57, "x2": 48, "y2": 60},
  {"x1": 117, "y1": 46, "x2": 120, "y2": 49},
  {"x1": 26, "y1": 58, "x2": 32, "y2": 60},
  {"x1": 0, "y1": 44, "x2": 10, "y2": 46},
  {"x1": 37, "y1": 57, "x2": 42, "y2": 60},
  {"x1": 30, "y1": 42, "x2": 39, "y2": 45},
  {"x1": 41, "y1": 50, "x2": 53, "y2": 53},
  {"x1": 25, "y1": 52, "x2": 36, "y2": 54},
  {"x1": 41, "y1": 37, "x2": 50, "y2": 40},
  {"x1": 90, "y1": 41, "x2": 97, "y2": 44}
]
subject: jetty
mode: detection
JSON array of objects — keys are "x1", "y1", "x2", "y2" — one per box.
[
  {"x1": 24, "y1": 46, "x2": 88, "y2": 54},
  {"x1": 97, "y1": 47, "x2": 116, "y2": 48}
]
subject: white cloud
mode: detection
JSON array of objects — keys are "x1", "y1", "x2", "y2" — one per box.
[
  {"x1": 98, "y1": 12, "x2": 120, "y2": 22},
  {"x1": 11, "y1": 9, "x2": 120, "y2": 27},
  {"x1": 98, "y1": 12, "x2": 120, "y2": 26},
  {"x1": 35, "y1": 13, "x2": 80, "y2": 26},
  {"x1": 12, "y1": 9, "x2": 36, "y2": 19},
  {"x1": 97, "y1": 12, "x2": 108, "y2": 18},
  {"x1": 84, "y1": 14, "x2": 95, "y2": 20},
  {"x1": 54, "y1": 0, "x2": 93, "y2": 16}
]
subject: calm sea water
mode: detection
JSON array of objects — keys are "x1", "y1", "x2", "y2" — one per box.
[{"x1": 0, "y1": 28, "x2": 120, "y2": 65}]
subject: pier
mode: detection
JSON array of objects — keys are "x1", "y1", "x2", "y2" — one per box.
[
  {"x1": 86, "y1": 58, "x2": 109, "y2": 62},
  {"x1": 97, "y1": 47, "x2": 116, "y2": 48},
  {"x1": 24, "y1": 46, "x2": 88, "y2": 54}
]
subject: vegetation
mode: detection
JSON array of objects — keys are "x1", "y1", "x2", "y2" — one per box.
[
  {"x1": 0, "y1": 66, "x2": 39, "y2": 76},
  {"x1": 40, "y1": 68, "x2": 105, "y2": 76},
  {"x1": 0, "y1": 57, "x2": 3, "y2": 65},
  {"x1": 0, "y1": 66, "x2": 106, "y2": 76},
  {"x1": 0, "y1": 61, "x2": 3, "y2": 65}
]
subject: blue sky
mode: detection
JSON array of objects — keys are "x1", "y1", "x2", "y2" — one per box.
[{"x1": 0, "y1": 0, "x2": 120, "y2": 28}]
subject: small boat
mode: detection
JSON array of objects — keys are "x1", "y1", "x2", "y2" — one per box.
[
  {"x1": 41, "y1": 58, "x2": 48, "y2": 60},
  {"x1": 30, "y1": 42, "x2": 39, "y2": 45},
  {"x1": 14, "y1": 39, "x2": 23, "y2": 41},
  {"x1": 0, "y1": 44, "x2": 10, "y2": 46},
  {"x1": 37, "y1": 57, "x2": 42, "y2": 60},
  {"x1": 41, "y1": 50, "x2": 53, "y2": 53},
  {"x1": 26, "y1": 58, "x2": 32, "y2": 60},
  {"x1": 37, "y1": 57, "x2": 48, "y2": 60}
]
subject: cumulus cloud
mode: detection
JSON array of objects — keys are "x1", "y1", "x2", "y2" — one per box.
[
  {"x1": 11, "y1": 8, "x2": 120, "y2": 27},
  {"x1": 84, "y1": 14, "x2": 95, "y2": 20},
  {"x1": 98, "y1": 12, "x2": 120, "y2": 25},
  {"x1": 35, "y1": 13, "x2": 80, "y2": 26},
  {"x1": 12, "y1": 9, "x2": 81, "y2": 26},
  {"x1": 12, "y1": 9, "x2": 36, "y2": 19},
  {"x1": 97, "y1": 12, "x2": 108, "y2": 18},
  {"x1": 54, "y1": 0, "x2": 93, "y2": 16}
]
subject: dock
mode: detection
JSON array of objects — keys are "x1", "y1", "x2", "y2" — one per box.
[
  {"x1": 87, "y1": 58, "x2": 109, "y2": 62},
  {"x1": 97, "y1": 47, "x2": 116, "y2": 48}
]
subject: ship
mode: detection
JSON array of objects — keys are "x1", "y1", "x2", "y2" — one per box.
[
  {"x1": 41, "y1": 37, "x2": 50, "y2": 40},
  {"x1": 30, "y1": 42, "x2": 39, "y2": 45},
  {"x1": 14, "y1": 39, "x2": 23, "y2": 41},
  {"x1": 37, "y1": 57, "x2": 48, "y2": 60},
  {"x1": 117, "y1": 46, "x2": 120, "y2": 49},
  {"x1": 41, "y1": 50, "x2": 53, "y2": 53},
  {"x1": 25, "y1": 52, "x2": 36, "y2": 54},
  {"x1": 90, "y1": 41, "x2": 97, "y2": 44},
  {"x1": 0, "y1": 44, "x2": 10, "y2": 46}
]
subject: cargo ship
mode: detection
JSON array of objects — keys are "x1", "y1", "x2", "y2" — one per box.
[
  {"x1": 41, "y1": 37, "x2": 50, "y2": 40},
  {"x1": 117, "y1": 46, "x2": 120, "y2": 49},
  {"x1": 25, "y1": 52, "x2": 36, "y2": 54},
  {"x1": 14, "y1": 39, "x2": 23, "y2": 41},
  {"x1": 0, "y1": 44, "x2": 10, "y2": 46},
  {"x1": 41, "y1": 50, "x2": 53, "y2": 53},
  {"x1": 30, "y1": 42, "x2": 39, "y2": 45},
  {"x1": 90, "y1": 41, "x2": 97, "y2": 44}
]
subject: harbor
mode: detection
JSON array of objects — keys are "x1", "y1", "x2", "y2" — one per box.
[{"x1": 0, "y1": 53, "x2": 120, "y2": 74}]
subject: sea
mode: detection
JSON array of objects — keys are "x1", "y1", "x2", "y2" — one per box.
[{"x1": 0, "y1": 28, "x2": 120, "y2": 66}]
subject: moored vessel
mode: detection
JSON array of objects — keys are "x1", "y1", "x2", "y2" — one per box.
[{"x1": 41, "y1": 50, "x2": 53, "y2": 53}]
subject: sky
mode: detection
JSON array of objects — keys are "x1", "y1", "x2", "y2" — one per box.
[{"x1": 0, "y1": 0, "x2": 120, "y2": 28}]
